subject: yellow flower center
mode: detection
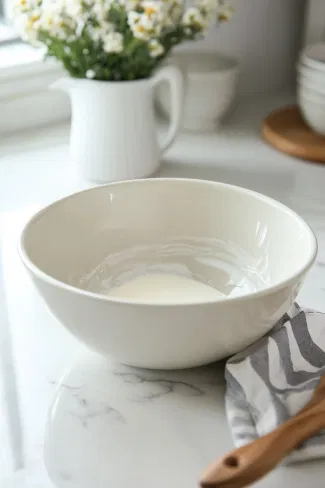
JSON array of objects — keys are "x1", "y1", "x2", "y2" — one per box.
[
  {"x1": 136, "y1": 24, "x2": 145, "y2": 32},
  {"x1": 218, "y1": 13, "x2": 228, "y2": 22},
  {"x1": 144, "y1": 6, "x2": 156, "y2": 18},
  {"x1": 30, "y1": 14, "x2": 40, "y2": 23}
]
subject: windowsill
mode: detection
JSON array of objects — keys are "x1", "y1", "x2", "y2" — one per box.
[{"x1": 0, "y1": 42, "x2": 60, "y2": 79}]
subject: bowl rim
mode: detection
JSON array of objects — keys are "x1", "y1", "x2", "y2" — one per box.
[
  {"x1": 301, "y1": 43, "x2": 325, "y2": 72},
  {"x1": 297, "y1": 61, "x2": 325, "y2": 78},
  {"x1": 18, "y1": 178, "x2": 318, "y2": 307}
]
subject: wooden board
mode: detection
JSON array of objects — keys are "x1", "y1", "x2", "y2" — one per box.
[{"x1": 263, "y1": 105, "x2": 325, "y2": 163}]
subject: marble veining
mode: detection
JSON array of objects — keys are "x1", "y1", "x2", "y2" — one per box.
[
  {"x1": 1, "y1": 94, "x2": 325, "y2": 487},
  {"x1": 68, "y1": 404, "x2": 126, "y2": 428},
  {"x1": 113, "y1": 371, "x2": 206, "y2": 400}
]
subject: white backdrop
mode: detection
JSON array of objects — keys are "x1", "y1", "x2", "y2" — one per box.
[{"x1": 304, "y1": 0, "x2": 325, "y2": 46}]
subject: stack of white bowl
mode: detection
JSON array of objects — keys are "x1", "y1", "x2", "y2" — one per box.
[{"x1": 297, "y1": 43, "x2": 325, "y2": 136}]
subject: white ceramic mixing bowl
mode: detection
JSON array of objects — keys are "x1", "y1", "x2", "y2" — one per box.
[{"x1": 19, "y1": 179, "x2": 317, "y2": 369}]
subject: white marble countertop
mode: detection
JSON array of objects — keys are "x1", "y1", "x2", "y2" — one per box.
[{"x1": 1, "y1": 93, "x2": 325, "y2": 488}]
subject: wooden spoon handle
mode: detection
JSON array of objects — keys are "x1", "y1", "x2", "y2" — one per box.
[{"x1": 200, "y1": 400, "x2": 325, "y2": 488}]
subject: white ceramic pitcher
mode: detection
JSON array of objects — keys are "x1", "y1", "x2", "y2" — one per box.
[{"x1": 51, "y1": 65, "x2": 183, "y2": 183}]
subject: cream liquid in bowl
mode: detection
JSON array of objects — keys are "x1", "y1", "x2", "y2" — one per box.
[{"x1": 78, "y1": 237, "x2": 269, "y2": 303}]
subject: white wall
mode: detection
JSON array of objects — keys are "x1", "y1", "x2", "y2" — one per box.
[
  {"x1": 179, "y1": 0, "x2": 307, "y2": 95},
  {"x1": 303, "y1": 0, "x2": 325, "y2": 46}
]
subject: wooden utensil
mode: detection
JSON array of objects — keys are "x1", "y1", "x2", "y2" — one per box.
[{"x1": 200, "y1": 375, "x2": 325, "y2": 488}]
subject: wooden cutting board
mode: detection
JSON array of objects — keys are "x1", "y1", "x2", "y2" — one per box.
[{"x1": 263, "y1": 105, "x2": 325, "y2": 163}]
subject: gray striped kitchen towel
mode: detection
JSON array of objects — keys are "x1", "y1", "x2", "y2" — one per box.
[{"x1": 225, "y1": 303, "x2": 325, "y2": 463}]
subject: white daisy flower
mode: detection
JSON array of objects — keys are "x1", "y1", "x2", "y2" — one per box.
[
  {"x1": 127, "y1": 7, "x2": 163, "y2": 41},
  {"x1": 14, "y1": 0, "x2": 32, "y2": 14},
  {"x1": 93, "y1": 0, "x2": 107, "y2": 22},
  {"x1": 142, "y1": 0, "x2": 165, "y2": 30},
  {"x1": 127, "y1": 11, "x2": 151, "y2": 41},
  {"x1": 217, "y1": 3, "x2": 234, "y2": 22},
  {"x1": 141, "y1": 1, "x2": 162, "y2": 19},
  {"x1": 88, "y1": 21, "x2": 114, "y2": 42},
  {"x1": 127, "y1": 10, "x2": 141, "y2": 26},
  {"x1": 199, "y1": 0, "x2": 233, "y2": 22},
  {"x1": 86, "y1": 69, "x2": 96, "y2": 79},
  {"x1": 120, "y1": 0, "x2": 140, "y2": 10},
  {"x1": 148, "y1": 39, "x2": 164, "y2": 58},
  {"x1": 65, "y1": 0, "x2": 84, "y2": 18},
  {"x1": 102, "y1": 31, "x2": 124, "y2": 53},
  {"x1": 35, "y1": 0, "x2": 67, "y2": 37},
  {"x1": 38, "y1": 12, "x2": 63, "y2": 36},
  {"x1": 182, "y1": 7, "x2": 207, "y2": 30}
]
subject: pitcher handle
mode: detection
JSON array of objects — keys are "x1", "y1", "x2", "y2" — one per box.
[{"x1": 152, "y1": 65, "x2": 183, "y2": 154}]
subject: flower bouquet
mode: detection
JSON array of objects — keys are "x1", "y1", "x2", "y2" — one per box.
[{"x1": 14, "y1": 0, "x2": 233, "y2": 81}]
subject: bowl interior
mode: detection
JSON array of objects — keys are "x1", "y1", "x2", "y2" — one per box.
[{"x1": 21, "y1": 180, "x2": 316, "y2": 303}]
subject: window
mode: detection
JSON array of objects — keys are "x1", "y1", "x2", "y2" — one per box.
[
  {"x1": 0, "y1": 0, "x2": 18, "y2": 43},
  {"x1": 0, "y1": 0, "x2": 69, "y2": 134}
]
